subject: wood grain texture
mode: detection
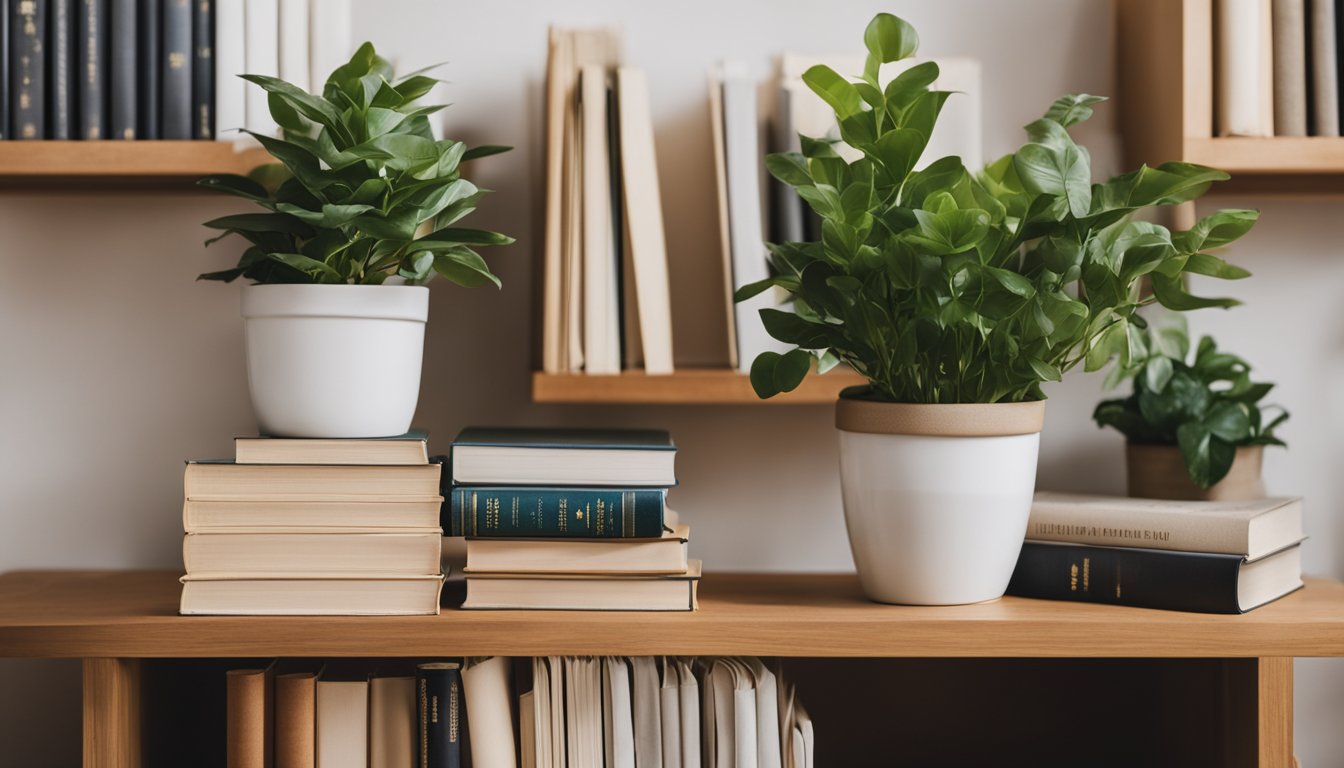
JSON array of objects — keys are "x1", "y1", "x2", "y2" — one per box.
[
  {"x1": 531, "y1": 369, "x2": 866, "y2": 404},
  {"x1": 83, "y1": 658, "x2": 141, "y2": 768},
  {"x1": 2, "y1": 571, "x2": 1344, "y2": 659},
  {"x1": 0, "y1": 141, "x2": 271, "y2": 182},
  {"x1": 1223, "y1": 657, "x2": 1295, "y2": 768},
  {"x1": 1117, "y1": 0, "x2": 1187, "y2": 169}
]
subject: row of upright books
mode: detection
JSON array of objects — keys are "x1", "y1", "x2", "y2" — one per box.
[
  {"x1": 1217, "y1": 0, "x2": 1344, "y2": 136},
  {"x1": 226, "y1": 655, "x2": 813, "y2": 768},
  {"x1": 0, "y1": 0, "x2": 353, "y2": 140}
]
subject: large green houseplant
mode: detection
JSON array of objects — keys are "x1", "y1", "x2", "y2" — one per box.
[
  {"x1": 741, "y1": 13, "x2": 1258, "y2": 604},
  {"x1": 199, "y1": 43, "x2": 513, "y2": 438}
]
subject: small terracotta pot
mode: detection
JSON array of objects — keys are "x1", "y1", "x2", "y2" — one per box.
[{"x1": 1125, "y1": 443, "x2": 1265, "y2": 501}]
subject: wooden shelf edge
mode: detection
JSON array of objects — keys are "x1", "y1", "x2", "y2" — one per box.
[
  {"x1": 1184, "y1": 137, "x2": 1344, "y2": 178},
  {"x1": 0, "y1": 141, "x2": 272, "y2": 185},
  {"x1": 531, "y1": 369, "x2": 866, "y2": 405}
]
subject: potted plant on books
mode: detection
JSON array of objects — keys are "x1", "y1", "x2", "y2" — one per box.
[
  {"x1": 739, "y1": 13, "x2": 1259, "y2": 604},
  {"x1": 198, "y1": 43, "x2": 513, "y2": 438},
  {"x1": 1093, "y1": 316, "x2": 1288, "y2": 501}
]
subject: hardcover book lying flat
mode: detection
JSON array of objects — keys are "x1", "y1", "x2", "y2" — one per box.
[
  {"x1": 183, "y1": 497, "x2": 443, "y2": 531},
  {"x1": 450, "y1": 427, "x2": 676, "y2": 486},
  {"x1": 234, "y1": 430, "x2": 430, "y2": 465},
  {"x1": 182, "y1": 530, "x2": 443, "y2": 575},
  {"x1": 462, "y1": 562, "x2": 701, "y2": 611},
  {"x1": 464, "y1": 525, "x2": 690, "y2": 575},
  {"x1": 179, "y1": 574, "x2": 445, "y2": 615},
  {"x1": 184, "y1": 461, "x2": 442, "y2": 498}
]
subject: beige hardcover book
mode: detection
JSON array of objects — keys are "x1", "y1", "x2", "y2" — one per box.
[
  {"x1": 370, "y1": 675, "x2": 415, "y2": 768},
  {"x1": 1027, "y1": 492, "x2": 1303, "y2": 560},
  {"x1": 234, "y1": 434, "x2": 429, "y2": 465},
  {"x1": 464, "y1": 525, "x2": 690, "y2": 575},
  {"x1": 1272, "y1": 0, "x2": 1307, "y2": 135},
  {"x1": 183, "y1": 530, "x2": 443, "y2": 575},
  {"x1": 463, "y1": 562, "x2": 701, "y2": 611},
  {"x1": 616, "y1": 66, "x2": 675, "y2": 375},
  {"x1": 183, "y1": 498, "x2": 443, "y2": 531},
  {"x1": 1216, "y1": 0, "x2": 1273, "y2": 136},
  {"x1": 660, "y1": 658, "x2": 682, "y2": 768},
  {"x1": 184, "y1": 462, "x2": 441, "y2": 499},
  {"x1": 543, "y1": 27, "x2": 573, "y2": 374},
  {"x1": 520, "y1": 689, "x2": 537, "y2": 768},
  {"x1": 179, "y1": 575, "x2": 445, "y2": 616},
  {"x1": 316, "y1": 669, "x2": 368, "y2": 768},
  {"x1": 580, "y1": 63, "x2": 620, "y2": 374},
  {"x1": 275, "y1": 671, "x2": 316, "y2": 768},
  {"x1": 708, "y1": 64, "x2": 738, "y2": 369},
  {"x1": 630, "y1": 656, "x2": 662, "y2": 766},
  {"x1": 227, "y1": 663, "x2": 275, "y2": 768},
  {"x1": 462, "y1": 656, "x2": 517, "y2": 768}
]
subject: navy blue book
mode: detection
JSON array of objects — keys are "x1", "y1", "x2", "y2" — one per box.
[
  {"x1": 108, "y1": 0, "x2": 133, "y2": 138},
  {"x1": 449, "y1": 486, "x2": 666, "y2": 538},
  {"x1": 135, "y1": 0, "x2": 156, "y2": 138},
  {"x1": 190, "y1": 0, "x2": 208, "y2": 138},
  {"x1": 1007, "y1": 541, "x2": 1303, "y2": 614},
  {"x1": 159, "y1": 0, "x2": 187, "y2": 138},
  {"x1": 77, "y1": 0, "x2": 106, "y2": 138},
  {"x1": 450, "y1": 427, "x2": 676, "y2": 487},
  {"x1": 10, "y1": 0, "x2": 44, "y2": 139},
  {"x1": 416, "y1": 662, "x2": 462, "y2": 768},
  {"x1": 49, "y1": 0, "x2": 74, "y2": 138}
]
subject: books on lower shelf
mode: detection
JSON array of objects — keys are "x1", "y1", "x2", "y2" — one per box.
[
  {"x1": 178, "y1": 430, "x2": 444, "y2": 616},
  {"x1": 1007, "y1": 492, "x2": 1305, "y2": 614},
  {"x1": 450, "y1": 426, "x2": 698, "y2": 611}
]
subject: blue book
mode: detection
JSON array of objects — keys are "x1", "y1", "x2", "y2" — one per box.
[
  {"x1": 416, "y1": 662, "x2": 462, "y2": 768},
  {"x1": 449, "y1": 486, "x2": 666, "y2": 538},
  {"x1": 450, "y1": 427, "x2": 676, "y2": 487}
]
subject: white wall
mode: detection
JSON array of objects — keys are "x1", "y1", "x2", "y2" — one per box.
[{"x1": 1, "y1": 0, "x2": 1341, "y2": 763}]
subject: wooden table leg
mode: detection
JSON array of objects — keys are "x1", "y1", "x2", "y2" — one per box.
[
  {"x1": 1225, "y1": 656, "x2": 1294, "y2": 768},
  {"x1": 83, "y1": 658, "x2": 141, "y2": 768}
]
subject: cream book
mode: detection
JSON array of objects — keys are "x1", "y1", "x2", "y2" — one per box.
[
  {"x1": 1216, "y1": 0, "x2": 1274, "y2": 136},
  {"x1": 184, "y1": 461, "x2": 441, "y2": 499},
  {"x1": 603, "y1": 657, "x2": 636, "y2": 768},
  {"x1": 183, "y1": 530, "x2": 443, "y2": 575},
  {"x1": 462, "y1": 656, "x2": 518, "y2": 768},
  {"x1": 630, "y1": 656, "x2": 662, "y2": 766},
  {"x1": 183, "y1": 498, "x2": 443, "y2": 531},
  {"x1": 234, "y1": 432, "x2": 429, "y2": 465},
  {"x1": 580, "y1": 63, "x2": 620, "y2": 374},
  {"x1": 213, "y1": 0, "x2": 246, "y2": 140},
  {"x1": 179, "y1": 575, "x2": 444, "y2": 615},
  {"x1": 463, "y1": 562, "x2": 701, "y2": 611},
  {"x1": 369, "y1": 674, "x2": 415, "y2": 768},
  {"x1": 1027, "y1": 492, "x2": 1303, "y2": 559},
  {"x1": 464, "y1": 525, "x2": 689, "y2": 575},
  {"x1": 661, "y1": 658, "x2": 682, "y2": 768},
  {"x1": 316, "y1": 669, "x2": 368, "y2": 768}
]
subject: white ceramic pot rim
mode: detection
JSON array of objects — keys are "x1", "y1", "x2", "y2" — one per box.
[
  {"x1": 835, "y1": 392, "x2": 1046, "y2": 437},
  {"x1": 241, "y1": 283, "x2": 429, "y2": 322}
]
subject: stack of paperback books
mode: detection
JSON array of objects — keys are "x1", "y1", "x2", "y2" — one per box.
[
  {"x1": 1007, "y1": 492, "x2": 1306, "y2": 614},
  {"x1": 178, "y1": 431, "x2": 445, "y2": 616},
  {"x1": 447, "y1": 427, "x2": 699, "y2": 611}
]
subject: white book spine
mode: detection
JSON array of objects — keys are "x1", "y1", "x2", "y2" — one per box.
[
  {"x1": 580, "y1": 64, "x2": 619, "y2": 374},
  {"x1": 1217, "y1": 0, "x2": 1271, "y2": 136},
  {"x1": 213, "y1": 0, "x2": 247, "y2": 140},
  {"x1": 243, "y1": 0, "x2": 279, "y2": 136},
  {"x1": 462, "y1": 656, "x2": 518, "y2": 768},
  {"x1": 308, "y1": 0, "x2": 351, "y2": 93},
  {"x1": 277, "y1": 0, "x2": 310, "y2": 93}
]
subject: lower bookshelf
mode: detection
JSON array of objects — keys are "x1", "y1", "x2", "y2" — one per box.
[{"x1": 1, "y1": 570, "x2": 1338, "y2": 766}]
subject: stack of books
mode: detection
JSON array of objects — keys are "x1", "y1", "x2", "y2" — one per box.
[
  {"x1": 178, "y1": 431, "x2": 445, "y2": 616},
  {"x1": 447, "y1": 427, "x2": 700, "y2": 611},
  {"x1": 1007, "y1": 492, "x2": 1305, "y2": 614}
]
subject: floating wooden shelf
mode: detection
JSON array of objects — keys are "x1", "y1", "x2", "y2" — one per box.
[
  {"x1": 1, "y1": 570, "x2": 1343, "y2": 658},
  {"x1": 531, "y1": 369, "x2": 866, "y2": 404},
  {"x1": 1117, "y1": 0, "x2": 1344, "y2": 194},
  {"x1": 0, "y1": 141, "x2": 272, "y2": 185}
]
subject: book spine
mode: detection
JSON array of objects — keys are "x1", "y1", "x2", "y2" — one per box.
[
  {"x1": 1273, "y1": 0, "x2": 1308, "y2": 135},
  {"x1": 49, "y1": 0, "x2": 73, "y2": 138},
  {"x1": 76, "y1": 0, "x2": 104, "y2": 138},
  {"x1": 210, "y1": 0, "x2": 238, "y2": 137},
  {"x1": 1024, "y1": 503, "x2": 1250, "y2": 555},
  {"x1": 108, "y1": 0, "x2": 132, "y2": 137},
  {"x1": 159, "y1": 0, "x2": 187, "y2": 137},
  {"x1": 11, "y1": 0, "x2": 45, "y2": 138},
  {"x1": 449, "y1": 487, "x2": 666, "y2": 538},
  {"x1": 0, "y1": 0, "x2": 9, "y2": 138},
  {"x1": 241, "y1": 0, "x2": 276, "y2": 136},
  {"x1": 1006, "y1": 542, "x2": 1247, "y2": 614},
  {"x1": 134, "y1": 0, "x2": 156, "y2": 137},
  {"x1": 274, "y1": 673, "x2": 316, "y2": 768},
  {"x1": 190, "y1": 0, "x2": 208, "y2": 137},
  {"x1": 1311, "y1": 0, "x2": 1340, "y2": 135},
  {"x1": 417, "y1": 666, "x2": 462, "y2": 768}
]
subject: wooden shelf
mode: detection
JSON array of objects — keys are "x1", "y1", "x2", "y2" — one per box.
[
  {"x1": 1117, "y1": 0, "x2": 1344, "y2": 192},
  {"x1": 532, "y1": 369, "x2": 866, "y2": 404},
  {"x1": 2, "y1": 570, "x2": 1344, "y2": 659},
  {"x1": 0, "y1": 141, "x2": 272, "y2": 185}
]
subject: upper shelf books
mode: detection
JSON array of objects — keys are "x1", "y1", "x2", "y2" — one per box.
[{"x1": 449, "y1": 427, "x2": 677, "y2": 487}]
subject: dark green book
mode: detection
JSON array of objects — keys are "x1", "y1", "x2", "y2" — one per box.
[
  {"x1": 450, "y1": 427, "x2": 676, "y2": 487},
  {"x1": 449, "y1": 486, "x2": 666, "y2": 538}
]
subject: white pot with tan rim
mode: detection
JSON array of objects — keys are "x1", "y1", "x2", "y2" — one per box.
[
  {"x1": 836, "y1": 395, "x2": 1046, "y2": 605},
  {"x1": 241, "y1": 284, "x2": 429, "y2": 438},
  {"x1": 1126, "y1": 443, "x2": 1265, "y2": 502}
]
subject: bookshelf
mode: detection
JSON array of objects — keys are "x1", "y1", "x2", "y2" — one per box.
[
  {"x1": 1, "y1": 570, "x2": 1338, "y2": 766},
  {"x1": 531, "y1": 369, "x2": 866, "y2": 404},
  {"x1": 1117, "y1": 0, "x2": 1344, "y2": 193},
  {"x1": 0, "y1": 141, "x2": 271, "y2": 186}
]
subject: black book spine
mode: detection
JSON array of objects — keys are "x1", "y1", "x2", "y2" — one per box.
[
  {"x1": 11, "y1": 0, "x2": 45, "y2": 138},
  {"x1": 0, "y1": 0, "x2": 9, "y2": 138},
  {"x1": 107, "y1": 0, "x2": 131, "y2": 137},
  {"x1": 189, "y1": 0, "x2": 206, "y2": 137},
  {"x1": 49, "y1": 0, "x2": 72, "y2": 137},
  {"x1": 76, "y1": 0, "x2": 105, "y2": 138},
  {"x1": 1006, "y1": 541, "x2": 1247, "y2": 614},
  {"x1": 134, "y1": 0, "x2": 155, "y2": 137},
  {"x1": 416, "y1": 663, "x2": 462, "y2": 768},
  {"x1": 158, "y1": 0, "x2": 185, "y2": 137}
]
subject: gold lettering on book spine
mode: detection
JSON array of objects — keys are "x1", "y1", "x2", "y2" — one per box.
[
  {"x1": 449, "y1": 680, "x2": 460, "y2": 741},
  {"x1": 419, "y1": 679, "x2": 428, "y2": 768}
]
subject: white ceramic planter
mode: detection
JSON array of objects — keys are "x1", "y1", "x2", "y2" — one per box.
[
  {"x1": 836, "y1": 398, "x2": 1046, "y2": 605},
  {"x1": 241, "y1": 284, "x2": 429, "y2": 438}
]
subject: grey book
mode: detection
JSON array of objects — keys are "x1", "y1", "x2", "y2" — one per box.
[
  {"x1": 10, "y1": 0, "x2": 45, "y2": 139},
  {"x1": 50, "y1": 0, "x2": 74, "y2": 138},
  {"x1": 136, "y1": 0, "x2": 158, "y2": 138},
  {"x1": 1274, "y1": 0, "x2": 1308, "y2": 135},
  {"x1": 0, "y1": 0, "x2": 9, "y2": 139},
  {"x1": 159, "y1": 0, "x2": 189, "y2": 138},
  {"x1": 76, "y1": 0, "x2": 105, "y2": 138},
  {"x1": 108, "y1": 0, "x2": 134, "y2": 138},
  {"x1": 1310, "y1": 0, "x2": 1339, "y2": 135}
]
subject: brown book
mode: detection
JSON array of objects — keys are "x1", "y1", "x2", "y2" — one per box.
[
  {"x1": 226, "y1": 663, "x2": 275, "y2": 768},
  {"x1": 275, "y1": 671, "x2": 316, "y2": 768}
]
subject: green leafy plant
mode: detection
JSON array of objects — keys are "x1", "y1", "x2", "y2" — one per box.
[
  {"x1": 198, "y1": 43, "x2": 513, "y2": 286},
  {"x1": 1094, "y1": 317, "x2": 1287, "y2": 488},
  {"x1": 738, "y1": 13, "x2": 1259, "y2": 401}
]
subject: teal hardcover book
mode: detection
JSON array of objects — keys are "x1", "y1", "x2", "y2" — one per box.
[
  {"x1": 449, "y1": 486, "x2": 666, "y2": 538},
  {"x1": 449, "y1": 427, "x2": 677, "y2": 487}
]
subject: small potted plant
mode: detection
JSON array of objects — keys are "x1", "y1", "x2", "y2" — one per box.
[
  {"x1": 198, "y1": 43, "x2": 513, "y2": 438},
  {"x1": 739, "y1": 13, "x2": 1258, "y2": 604},
  {"x1": 1094, "y1": 317, "x2": 1288, "y2": 501}
]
